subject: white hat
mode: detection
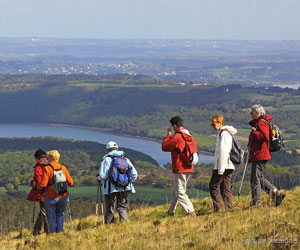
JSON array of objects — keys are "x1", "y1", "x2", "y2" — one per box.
[{"x1": 106, "y1": 141, "x2": 118, "y2": 150}]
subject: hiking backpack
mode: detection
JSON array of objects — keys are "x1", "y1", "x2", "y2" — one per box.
[
  {"x1": 257, "y1": 118, "x2": 284, "y2": 153},
  {"x1": 108, "y1": 156, "x2": 134, "y2": 188},
  {"x1": 49, "y1": 164, "x2": 68, "y2": 195},
  {"x1": 177, "y1": 132, "x2": 199, "y2": 166},
  {"x1": 220, "y1": 130, "x2": 243, "y2": 165}
]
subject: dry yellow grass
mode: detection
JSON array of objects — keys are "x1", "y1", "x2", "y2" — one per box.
[{"x1": 1, "y1": 187, "x2": 299, "y2": 250}]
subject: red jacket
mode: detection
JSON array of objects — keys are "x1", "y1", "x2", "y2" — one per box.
[
  {"x1": 26, "y1": 158, "x2": 49, "y2": 202},
  {"x1": 248, "y1": 115, "x2": 272, "y2": 163},
  {"x1": 162, "y1": 128, "x2": 196, "y2": 173}
]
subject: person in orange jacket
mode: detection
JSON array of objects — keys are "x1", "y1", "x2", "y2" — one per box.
[
  {"x1": 162, "y1": 116, "x2": 198, "y2": 216},
  {"x1": 26, "y1": 149, "x2": 49, "y2": 235},
  {"x1": 39, "y1": 150, "x2": 73, "y2": 233}
]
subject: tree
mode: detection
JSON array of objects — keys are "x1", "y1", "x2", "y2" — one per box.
[{"x1": 4, "y1": 183, "x2": 14, "y2": 192}]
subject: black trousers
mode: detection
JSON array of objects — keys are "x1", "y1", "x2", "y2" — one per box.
[{"x1": 104, "y1": 192, "x2": 128, "y2": 224}]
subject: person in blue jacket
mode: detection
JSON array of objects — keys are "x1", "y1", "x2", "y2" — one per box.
[{"x1": 97, "y1": 141, "x2": 138, "y2": 224}]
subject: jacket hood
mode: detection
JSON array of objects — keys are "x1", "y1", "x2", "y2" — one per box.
[
  {"x1": 103, "y1": 150, "x2": 125, "y2": 159},
  {"x1": 177, "y1": 128, "x2": 192, "y2": 139},
  {"x1": 220, "y1": 125, "x2": 237, "y2": 135},
  {"x1": 249, "y1": 115, "x2": 272, "y2": 126}
]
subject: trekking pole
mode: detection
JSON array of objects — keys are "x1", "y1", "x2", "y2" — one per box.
[
  {"x1": 32, "y1": 187, "x2": 36, "y2": 224},
  {"x1": 238, "y1": 151, "x2": 250, "y2": 197},
  {"x1": 95, "y1": 181, "x2": 100, "y2": 227},
  {"x1": 67, "y1": 203, "x2": 74, "y2": 229},
  {"x1": 100, "y1": 183, "x2": 105, "y2": 225}
]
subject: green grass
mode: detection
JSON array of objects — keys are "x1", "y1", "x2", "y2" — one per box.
[
  {"x1": 7, "y1": 186, "x2": 210, "y2": 205},
  {"x1": 236, "y1": 128, "x2": 251, "y2": 138},
  {"x1": 281, "y1": 104, "x2": 300, "y2": 111}
]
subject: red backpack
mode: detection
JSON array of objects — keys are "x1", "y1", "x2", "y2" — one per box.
[{"x1": 176, "y1": 131, "x2": 198, "y2": 166}]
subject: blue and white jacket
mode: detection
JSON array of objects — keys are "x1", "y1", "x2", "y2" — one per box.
[{"x1": 97, "y1": 150, "x2": 138, "y2": 195}]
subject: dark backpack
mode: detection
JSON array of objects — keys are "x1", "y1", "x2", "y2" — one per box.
[
  {"x1": 177, "y1": 131, "x2": 198, "y2": 166},
  {"x1": 49, "y1": 164, "x2": 68, "y2": 195},
  {"x1": 220, "y1": 130, "x2": 243, "y2": 165},
  {"x1": 257, "y1": 118, "x2": 284, "y2": 153},
  {"x1": 108, "y1": 156, "x2": 134, "y2": 188}
]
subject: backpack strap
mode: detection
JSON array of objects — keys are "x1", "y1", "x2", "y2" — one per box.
[
  {"x1": 254, "y1": 117, "x2": 271, "y2": 146},
  {"x1": 48, "y1": 163, "x2": 62, "y2": 172},
  {"x1": 176, "y1": 131, "x2": 192, "y2": 142},
  {"x1": 105, "y1": 155, "x2": 115, "y2": 195},
  {"x1": 219, "y1": 129, "x2": 233, "y2": 137},
  {"x1": 255, "y1": 116, "x2": 270, "y2": 128}
]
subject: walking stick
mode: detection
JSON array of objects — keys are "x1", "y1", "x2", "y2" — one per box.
[
  {"x1": 95, "y1": 181, "x2": 100, "y2": 227},
  {"x1": 100, "y1": 183, "x2": 105, "y2": 225},
  {"x1": 238, "y1": 151, "x2": 250, "y2": 197},
  {"x1": 32, "y1": 187, "x2": 36, "y2": 224},
  {"x1": 67, "y1": 203, "x2": 74, "y2": 229}
]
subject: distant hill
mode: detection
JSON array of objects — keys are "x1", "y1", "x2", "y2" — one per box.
[{"x1": 1, "y1": 187, "x2": 299, "y2": 249}]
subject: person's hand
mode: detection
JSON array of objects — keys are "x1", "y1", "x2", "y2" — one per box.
[
  {"x1": 167, "y1": 127, "x2": 172, "y2": 136},
  {"x1": 251, "y1": 127, "x2": 256, "y2": 131},
  {"x1": 96, "y1": 174, "x2": 101, "y2": 183}
]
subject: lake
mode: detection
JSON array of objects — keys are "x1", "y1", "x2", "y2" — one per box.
[
  {"x1": 0, "y1": 123, "x2": 214, "y2": 166},
  {"x1": 274, "y1": 84, "x2": 300, "y2": 89}
]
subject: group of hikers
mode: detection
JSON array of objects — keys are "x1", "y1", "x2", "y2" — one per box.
[{"x1": 27, "y1": 104, "x2": 286, "y2": 235}]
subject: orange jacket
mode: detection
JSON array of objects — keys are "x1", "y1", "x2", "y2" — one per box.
[{"x1": 39, "y1": 161, "x2": 73, "y2": 199}]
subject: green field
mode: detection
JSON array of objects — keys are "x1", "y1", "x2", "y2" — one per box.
[{"x1": 2, "y1": 185, "x2": 210, "y2": 205}]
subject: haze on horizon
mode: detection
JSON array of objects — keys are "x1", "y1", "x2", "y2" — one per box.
[{"x1": 0, "y1": 0, "x2": 300, "y2": 40}]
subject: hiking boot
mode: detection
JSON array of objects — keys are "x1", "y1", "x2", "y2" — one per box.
[
  {"x1": 273, "y1": 192, "x2": 286, "y2": 207},
  {"x1": 185, "y1": 212, "x2": 196, "y2": 217},
  {"x1": 244, "y1": 200, "x2": 261, "y2": 210}
]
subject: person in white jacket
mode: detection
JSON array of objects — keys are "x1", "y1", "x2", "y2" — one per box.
[{"x1": 209, "y1": 114, "x2": 237, "y2": 212}]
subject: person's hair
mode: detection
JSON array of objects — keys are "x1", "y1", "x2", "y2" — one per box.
[
  {"x1": 47, "y1": 150, "x2": 60, "y2": 162},
  {"x1": 169, "y1": 116, "x2": 183, "y2": 127},
  {"x1": 210, "y1": 115, "x2": 225, "y2": 126},
  {"x1": 251, "y1": 104, "x2": 266, "y2": 116},
  {"x1": 34, "y1": 149, "x2": 47, "y2": 160}
]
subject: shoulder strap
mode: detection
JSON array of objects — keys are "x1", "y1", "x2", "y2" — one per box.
[
  {"x1": 35, "y1": 163, "x2": 45, "y2": 169},
  {"x1": 255, "y1": 117, "x2": 270, "y2": 128},
  {"x1": 48, "y1": 163, "x2": 62, "y2": 172},
  {"x1": 219, "y1": 129, "x2": 233, "y2": 137},
  {"x1": 176, "y1": 131, "x2": 193, "y2": 142}
]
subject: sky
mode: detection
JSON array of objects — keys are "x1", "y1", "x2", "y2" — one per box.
[{"x1": 0, "y1": 0, "x2": 300, "y2": 40}]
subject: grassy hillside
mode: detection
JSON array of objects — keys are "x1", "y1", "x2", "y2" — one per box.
[{"x1": 1, "y1": 188, "x2": 299, "y2": 250}]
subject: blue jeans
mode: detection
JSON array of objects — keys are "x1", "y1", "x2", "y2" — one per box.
[{"x1": 44, "y1": 196, "x2": 69, "y2": 233}]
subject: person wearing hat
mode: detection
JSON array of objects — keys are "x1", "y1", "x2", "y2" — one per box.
[{"x1": 97, "y1": 141, "x2": 138, "y2": 224}]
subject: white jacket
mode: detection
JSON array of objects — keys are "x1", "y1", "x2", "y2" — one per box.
[{"x1": 213, "y1": 125, "x2": 238, "y2": 175}]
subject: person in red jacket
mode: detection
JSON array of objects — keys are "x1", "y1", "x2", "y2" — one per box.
[
  {"x1": 26, "y1": 149, "x2": 49, "y2": 235},
  {"x1": 248, "y1": 105, "x2": 285, "y2": 208},
  {"x1": 162, "y1": 116, "x2": 198, "y2": 216}
]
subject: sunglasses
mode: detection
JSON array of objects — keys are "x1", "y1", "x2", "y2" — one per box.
[{"x1": 211, "y1": 123, "x2": 217, "y2": 127}]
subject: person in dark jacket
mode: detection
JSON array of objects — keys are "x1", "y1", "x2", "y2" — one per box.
[
  {"x1": 162, "y1": 116, "x2": 198, "y2": 216},
  {"x1": 248, "y1": 105, "x2": 285, "y2": 208},
  {"x1": 26, "y1": 149, "x2": 49, "y2": 235}
]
